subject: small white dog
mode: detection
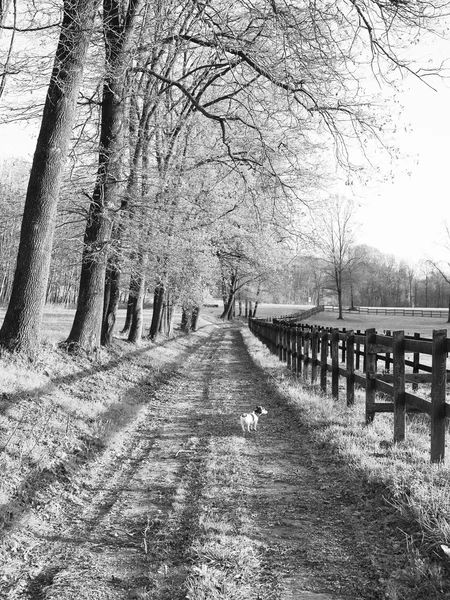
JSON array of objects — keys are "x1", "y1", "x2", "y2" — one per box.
[{"x1": 240, "y1": 406, "x2": 268, "y2": 434}]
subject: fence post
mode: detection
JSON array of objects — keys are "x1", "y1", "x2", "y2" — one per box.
[
  {"x1": 431, "y1": 329, "x2": 447, "y2": 463},
  {"x1": 342, "y1": 328, "x2": 346, "y2": 363},
  {"x1": 277, "y1": 324, "x2": 282, "y2": 361},
  {"x1": 346, "y1": 330, "x2": 355, "y2": 406},
  {"x1": 303, "y1": 329, "x2": 310, "y2": 377},
  {"x1": 413, "y1": 332, "x2": 420, "y2": 392},
  {"x1": 311, "y1": 327, "x2": 318, "y2": 384},
  {"x1": 385, "y1": 330, "x2": 391, "y2": 372},
  {"x1": 331, "y1": 328, "x2": 339, "y2": 399},
  {"x1": 291, "y1": 327, "x2": 297, "y2": 374},
  {"x1": 355, "y1": 330, "x2": 361, "y2": 371},
  {"x1": 393, "y1": 330, "x2": 405, "y2": 443},
  {"x1": 365, "y1": 328, "x2": 376, "y2": 423},
  {"x1": 287, "y1": 326, "x2": 292, "y2": 369},
  {"x1": 297, "y1": 329, "x2": 303, "y2": 376},
  {"x1": 320, "y1": 330, "x2": 328, "y2": 393},
  {"x1": 266, "y1": 323, "x2": 277, "y2": 354}
]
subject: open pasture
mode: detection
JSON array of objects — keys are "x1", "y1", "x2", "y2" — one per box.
[
  {"x1": 247, "y1": 303, "x2": 450, "y2": 337},
  {"x1": 249, "y1": 303, "x2": 311, "y2": 318},
  {"x1": 300, "y1": 311, "x2": 450, "y2": 338}
]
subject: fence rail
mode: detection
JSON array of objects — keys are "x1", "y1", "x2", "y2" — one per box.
[
  {"x1": 277, "y1": 305, "x2": 325, "y2": 321},
  {"x1": 248, "y1": 318, "x2": 450, "y2": 463},
  {"x1": 324, "y1": 306, "x2": 450, "y2": 318}
]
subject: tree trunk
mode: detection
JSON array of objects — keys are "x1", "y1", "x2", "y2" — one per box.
[
  {"x1": 192, "y1": 306, "x2": 200, "y2": 331},
  {"x1": 181, "y1": 307, "x2": 191, "y2": 332},
  {"x1": 0, "y1": 0, "x2": 99, "y2": 355},
  {"x1": 253, "y1": 282, "x2": 261, "y2": 317},
  {"x1": 149, "y1": 282, "x2": 165, "y2": 340},
  {"x1": 64, "y1": 0, "x2": 143, "y2": 353},
  {"x1": 163, "y1": 296, "x2": 174, "y2": 337},
  {"x1": 220, "y1": 273, "x2": 238, "y2": 320},
  {"x1": 102, "y1": 91, "x2": 145, "y2": 343},
  {"x1": 221, "y1": 274, "x2": 228, "y2": 310},
  {"x1": 337, "y1": 285, "x2": 343, "y2": 320},
  {"x1": 159, "y1": 291, "x2": 172, "y2": 336},
  {"x1": 121, "y1": 273, "x2": 137, "y2": 335},
  {"x1": 64, "y1": 200, "x2": 113, "y2": 353},
  {"x1": 101, "y1": 251, "x2": 121, "y2": 346},
  {"x1": 127, "y1": 268, "x2": 145, "y2": 343}
]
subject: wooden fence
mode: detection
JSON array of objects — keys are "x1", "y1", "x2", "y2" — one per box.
[
  {"x1": 277, "y1": 305, "x2": 325, "y2": 321},
  {"x1": 324, "y1": 306, "x2": 449, "y2": 318},
  {"x1": 248, "y1": 318, "x2": 450, "y2": 463}
]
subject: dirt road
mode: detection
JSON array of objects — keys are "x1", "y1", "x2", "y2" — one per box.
[{"x1": 2, "y1": 322, "x2": 418, "y2": 599}]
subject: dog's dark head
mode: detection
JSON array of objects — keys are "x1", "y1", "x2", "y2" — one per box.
[{"x1": 254, "y1": 406, "x2": 268, "y2": 415}]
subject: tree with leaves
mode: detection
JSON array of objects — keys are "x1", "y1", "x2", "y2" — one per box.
[{"x1": 0, "y1": 0, "x2": 100, "y2": 355}]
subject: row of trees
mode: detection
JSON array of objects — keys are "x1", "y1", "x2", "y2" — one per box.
[
  {"x1": 275, "y1": 196, "x2": 450, "y2": 314},
  {"x1": 0, "y1": 0, "x2": 448, "y2": 355},
  {"x1": 286, "y1": 248, "x2": 450, "y2": 312}
]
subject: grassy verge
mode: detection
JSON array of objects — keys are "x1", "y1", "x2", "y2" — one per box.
[{"x1": 241, "y1": 326, "x2": 450, "y2": 597}]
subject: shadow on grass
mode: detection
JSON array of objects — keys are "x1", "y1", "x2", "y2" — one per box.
[{"x1": 0, "y1": 328, "x2": 219, "y2": 541}]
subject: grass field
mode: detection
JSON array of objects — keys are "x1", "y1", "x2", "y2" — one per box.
[{"x1": 0, "y1": 307, "x2": 158, "y2": 345}]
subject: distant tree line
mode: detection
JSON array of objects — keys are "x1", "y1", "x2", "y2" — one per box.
[{"x1": 279, "y1": 247, "x2": 450, "y2": 311}]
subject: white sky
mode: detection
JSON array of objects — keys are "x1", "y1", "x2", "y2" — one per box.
[
  {"x1": 351, "y1": 37, "x2": 450, "y2": 264},
  {"x1": 0, "y1": 124, "x2": 35, "y2": 158}
]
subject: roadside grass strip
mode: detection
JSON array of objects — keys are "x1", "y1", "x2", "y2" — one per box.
[
  {"x1": 184, "y1": 436, "x2": 261, "y2": 600},
  {"x1": 241, "y1": 326, "x2": 450, "y2": 597}
]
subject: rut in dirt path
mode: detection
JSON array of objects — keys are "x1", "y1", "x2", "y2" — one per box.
[{"x1": 4, "y1": 324, "x2": 416, "y2": 600}]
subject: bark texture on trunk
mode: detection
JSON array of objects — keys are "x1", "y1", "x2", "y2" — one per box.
[
  {"x1": 220, "y1": 273, "x2": 238, "y2": 320},
  {"x1": 149, "y1": 283, "x2": 165, "y2": 340},
  {"x1": 0, "y1": 0, "x2": 99, "y2": 355},
  {"x1": 101, "y1": 251, "x2": 121, "y2": 346},
  {"x1": 65, "y1": 0, "x2": 143, "y2": 352}
]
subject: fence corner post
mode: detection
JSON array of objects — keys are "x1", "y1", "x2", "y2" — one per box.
[
  {"x1": 365, "y1": 328, "x2": 377, "y2": 423},
  {"x1": 431, "y1": 329, "x2": 447, "y2": 463}
]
